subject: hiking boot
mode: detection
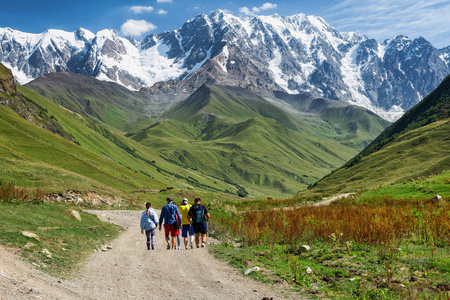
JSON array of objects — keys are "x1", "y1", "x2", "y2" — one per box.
[
  {"x1": 167, "y1": 244, "x2": 171, "y2": 250},
  {"x1": 201, "y1": 242, "x2": 206, "y2": 248},
  {"x1": 152, "y1": 246, "x2": 155, "y2": 250},
  {"x1": 190, "y1": 244, "x2": 194, "y2": 249}
]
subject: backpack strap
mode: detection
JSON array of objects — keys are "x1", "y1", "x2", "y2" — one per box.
[{"x1": 148, "y1": 209, "x2": 158, "y2": 227}]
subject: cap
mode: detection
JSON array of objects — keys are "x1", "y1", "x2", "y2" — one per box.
[
  {"x1": 166, "y1": 196, "x2": 174, "y2": 201},
  {"x1": 182, "y1": 198, "x2": 188, "y2": 203}
]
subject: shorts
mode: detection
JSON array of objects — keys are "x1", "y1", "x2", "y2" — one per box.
[
  {"x1": 164, "y1": 224, "x2": 179, "y2": 237},
  {"x1": 192, "y1": 222, "x2": 207, "y2": 235},
  {"x1": 181, "y1": 224, "x2": 194, "y2": 238}
]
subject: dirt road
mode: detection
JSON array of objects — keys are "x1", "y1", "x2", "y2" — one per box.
[
  {"x1": 313, "y1": 193, "x2": 354, "y2": 207},
  {"x1": 0, "y1": 210, "x2": 304, "y2": 299}
]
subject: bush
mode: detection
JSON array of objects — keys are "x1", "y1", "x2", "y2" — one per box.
[{"x1": 0, "y1": 179, "x2": 44, "y2": 204}]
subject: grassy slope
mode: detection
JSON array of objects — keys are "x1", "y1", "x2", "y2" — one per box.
[
  {"x1": 273, "y1": 92, "x2": 391, "y2": 150},
  {"x1": 306, "y1": 119, "x2": 450, "y2": 194},
  {"x1": 15, "y1": 86, "x2": 238, "y2": 195},
  {"x1": 0, "y1": 102, "x2": 154, "y2": 194},
  {"x1": 24, "y1": 72, "x2": 153, "y2": 132},
  {"x1": 306, "y1": 75, "x2": 450, "y2": 195},
  {"x1": 131, "y1": 85, "x2": 359, "y2": 198}
]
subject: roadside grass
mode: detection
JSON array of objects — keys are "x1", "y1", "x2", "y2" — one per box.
[
  {"x1": 356, "y1": 171, "x2": 450, "y2": 200},
  {"x1": 0, "y1": 202, "x2": 122, "y2": 277},
  {"x1": 209, "y1": 196, "x2": 450, "y2": 299}
]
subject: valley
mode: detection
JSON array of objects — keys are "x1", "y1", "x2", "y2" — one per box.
[{"x1": 0, "y1": 5, "x2": 449, "y2": 300}]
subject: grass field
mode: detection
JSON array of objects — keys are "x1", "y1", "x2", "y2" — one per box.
[
  {"x1": 306, "y1": 119, "x2": 450, "y2": 195},
  {"x1": 0, "y1": 202, "x2": 122, "y2": 277},
  {"x1": 208, "y1": 191, "x2": 450, "y2": 299}
]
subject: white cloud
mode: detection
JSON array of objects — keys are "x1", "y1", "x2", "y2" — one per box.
[
  {"x1": 130, "y1": 6, "x2": 154, "y2": 14},
  {"x1": 239, "y1": 2, "x2": 277, "y2": 15},
  {"x1": 323, "y1": 0, "x2": 450, "y2": 48},
  {"x1": 157, "y1": 9, "x2": 168, "y2": 15},
  {"x1": 121, "y1": 19, "x2": 156, "y2": 37},
  {"x1": 157, "y1": 0, "x2": 173, "y2": 3}
]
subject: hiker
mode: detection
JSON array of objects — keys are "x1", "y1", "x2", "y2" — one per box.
[
  {"x1": 188, "y1": 198, "x2": 210, "y2": 248},
  {"x1": 174, "y1": 202, "x2": 183, "y2": 250},
  {"x1": 140, "y1": 202, "x2": 158, "y2": 250},
  {"x1": 159, "y1": 196, "x2": 182, "y2": 250},
  {"x1": 179, "y1": 198, "x2": 195, "y2": 250}
]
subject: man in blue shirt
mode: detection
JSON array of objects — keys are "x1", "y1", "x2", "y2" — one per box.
[{"x1": 159, "y1": 196, "x2": 182, "y2": 250}]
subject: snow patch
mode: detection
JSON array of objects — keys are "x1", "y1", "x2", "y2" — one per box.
[{"x1": 2, "y1": 62, "x2": 34, "y2": 84}]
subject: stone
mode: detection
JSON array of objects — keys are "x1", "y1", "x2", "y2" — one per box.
[
  {"x1": 306, "y1": 267, "x2": 312, "y2": 274},
  {"x1": 22, "y1": 231, "x2": 40, "y2": 241},
  {"x1": 41, "y1": 249, "x2": 52, "y2": 259},
  {"x1": 24, "y1": 242, "x2": 35, "y2": 249},
  {"x1": 101, "y1": 247, "x2": 107, "y2": 252},
  {"x1": 244, "y1": 266, "x2": 260, "y2": 275},
  {"x1": 349, "y1": 278, "x2": 357, "y2": 282},
  {"x1": 106, "y1": 245, "x2": 113, "y2": 250},
  {"x1": 300, "y1": 245, "x2": 311, "y2": 252},
  {"x1": 400, "y1": 284, "x2": 406, "y2": 288},
  {"x1": 71, "y1": 210, "x2": 81, "y2": 222},
  {"x1": 430, "y1": 195, "x2": 443, "y2": 203}
]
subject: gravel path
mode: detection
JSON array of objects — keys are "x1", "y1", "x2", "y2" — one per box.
[{"x1": 0, "y1": 210, "x2": 305, "y2": 300}]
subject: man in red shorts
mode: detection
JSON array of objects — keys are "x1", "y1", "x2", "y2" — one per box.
[{"x1": 159, "y1": 196, "x2": 182, "y2": 250}]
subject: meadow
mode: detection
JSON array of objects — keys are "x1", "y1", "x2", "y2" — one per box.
[
  {"x1": 208, "y1": 189, "x2": 450, "y2": 299},
  {"x1": 0, "y1": 180, "x2": 122, "y2": 276}
]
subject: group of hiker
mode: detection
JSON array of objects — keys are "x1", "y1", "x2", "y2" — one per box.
[{"x1": 140, "y1": 197, "x2": 210, "y2": 250}]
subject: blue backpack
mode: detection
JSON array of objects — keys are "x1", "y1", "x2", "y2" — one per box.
[{"x1": 193, "y1": 204, "x2": 204, "y2": 223}]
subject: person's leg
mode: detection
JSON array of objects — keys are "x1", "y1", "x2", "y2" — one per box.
[
  {"x1": 171, "y1": 235, "x2": 176, "y2": 250},
  {"x1": 164, "y1": 224, "x2": 171, "y2": 249},
  {"x1": 182, "y1": 226, "x2": 188, "y2": 249},
  {"x1": 201, "y1": 222, "x2": 207, "y2": 247},
  {"x1": 150, "y1": 229, "x2": 156, "y2": 250},
  {"x1": 145, "y1": 230, "x2": 151, "y2": 250},
  {"x1": 195, "y1": 233, "x2": 200, "y2": 248},
  {"x1": 177, "y1": 235, "x2": 181, "y2": 250},
  {"x1": 201, "y1": 233, "x2": 207, "y2": 247},
  {"x1": 189, "y1": 225, "x2": 195, "y2": 249}
]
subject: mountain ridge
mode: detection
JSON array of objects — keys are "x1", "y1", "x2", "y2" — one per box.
[
  {"x1": 1, "y1": 10, "x2": 449, "y2": 121},
  {"x1": 306, "y1": 75, "x2": 450, "y2": 194}
]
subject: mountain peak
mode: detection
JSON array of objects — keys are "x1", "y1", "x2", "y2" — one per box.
[{"x1": 1, "y1": 12, "x2": 448, "y2": 121}]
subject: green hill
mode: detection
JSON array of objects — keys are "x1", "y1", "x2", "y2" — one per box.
[
  {"x1": 25, "y1": 72, "x2": 156, "y2": 132},
  {"x1": 129, "y1": 85, "x2": 364, "y2": 197},
  {"x1": 1, "y1": 65, "x2": 242, "y2": 197},
  {"x1": 273, "y1": 92, "x2": 391, "y2": 149},
  {"x1": 307, "y1": 75, "x2": 450, "y2": 195}
]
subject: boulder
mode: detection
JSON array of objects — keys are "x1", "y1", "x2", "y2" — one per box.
[
  {"x1": 71, "y1": 210, "x2": 81, "y2": 222},
  {"x1": 244, "y1": 266, "x2": 260, "y2": 275},
  {"x1": 22, "y1": 231, "x2": 40, "y2": 241},
  {"x1": 430, "y1": 195, "x2": 443, "y2": 204},
  {"x1": 41, "y1": 249, "x2": 52, "y2": 259},
  {"x1": 24, "y1": 242, "x2": 35, "y2": 249},
  {"x1": 300, "y1": 245, "x2": 311, "y2": 252}
]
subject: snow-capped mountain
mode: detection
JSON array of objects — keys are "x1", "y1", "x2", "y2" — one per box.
[{"x1": 1, "y1": 10, "x2": 449, "y2": 121}]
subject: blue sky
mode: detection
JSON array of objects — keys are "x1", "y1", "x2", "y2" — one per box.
[{"x1": 1, "y1": 0, "x2": 449, "y2": 48}]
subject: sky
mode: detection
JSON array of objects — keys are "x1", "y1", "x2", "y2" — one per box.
[{"x1": 1, "y1": 0, "x2": 449, "y2": 48}]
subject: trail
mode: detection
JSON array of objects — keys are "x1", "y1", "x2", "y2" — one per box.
[
  {"x1": 0, "y1": 210, "x2": 305, "y2": 300},
  {"x1": 312, "y1": 193, "x2": 354, "y2": 207}
]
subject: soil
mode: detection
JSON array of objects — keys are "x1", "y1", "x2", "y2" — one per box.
[{"x1": 0, "y1": 210, "x2": 305, "y2": 299}]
